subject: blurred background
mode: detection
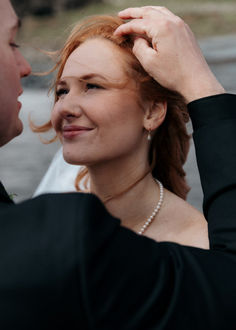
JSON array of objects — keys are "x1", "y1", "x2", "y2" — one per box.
[{"x1": 1, "y1": 0, "x2": 236, "y2": 208}]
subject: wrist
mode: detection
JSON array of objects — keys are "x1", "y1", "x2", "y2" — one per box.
[
  {"x1": 181, "y1": 73, "x2": 225, "y2": 103},
  {"x1": 184, "y1": 86, "x2": 225, "y2": 104}
]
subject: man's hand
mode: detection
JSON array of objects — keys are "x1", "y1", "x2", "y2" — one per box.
[{"x1": 115, "y1": 6, "x2": 225, "y2": 103}]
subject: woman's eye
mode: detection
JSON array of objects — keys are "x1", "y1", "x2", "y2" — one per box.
[
  {"x1": 86, "y1": 83, "x2": 102, "y2": 90},
  {"x1": 56, "y1": 88, "x2": 69, "y2": 97}
]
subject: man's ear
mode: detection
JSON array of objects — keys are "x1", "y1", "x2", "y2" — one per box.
[{"x1": 143, "y1": 101, "x2": 167, "y2": 132}]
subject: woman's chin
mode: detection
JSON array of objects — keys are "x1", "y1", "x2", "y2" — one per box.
[
  {"x1": 64, "y1": 158, "x2": 85, "y2": 166},
  {"x1": 63, "y1": 155, "x2": 91, "y2": 166}
]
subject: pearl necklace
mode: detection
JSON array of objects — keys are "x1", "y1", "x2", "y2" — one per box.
[{"x1": 138, "y1": 180, "x2": 164, "y2": 235}]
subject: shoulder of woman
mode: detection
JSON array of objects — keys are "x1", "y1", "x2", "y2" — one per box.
[
  {"x1": 160, "y1": 190, "x2": 209, "y2": 249},
  {"x1": 180, "y1": 206, "x2": 209, "y2": 249}
]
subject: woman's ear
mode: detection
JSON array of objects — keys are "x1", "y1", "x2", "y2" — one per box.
[{"x1": 143, "y1": 100, "x2": 167, "y2": 131}]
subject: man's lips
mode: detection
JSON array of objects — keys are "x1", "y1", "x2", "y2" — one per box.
[
  {"x1": 17, "y1": 101, "x2": 22, "y2": 110},
  {"x1": 62, "y1": 125, "x2": 94, "y2": 138},
  {"x1": 17, "y1": 89, "x2": 23, "y2": 110}
]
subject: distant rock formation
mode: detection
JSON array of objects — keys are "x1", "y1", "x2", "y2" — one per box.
[{"x1": 12, "y1": 0, "x2": 102, "y2": 17}]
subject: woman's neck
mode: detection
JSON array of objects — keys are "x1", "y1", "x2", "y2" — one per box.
[
  {"x1": 88, "y1": 157, "x2": 149, "y2": 200},
  {"x1": 87, "y1": 160, "x2": 160, "y2": 232}
]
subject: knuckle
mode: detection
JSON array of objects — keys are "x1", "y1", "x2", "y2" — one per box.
[
  {"x1": 143, "y1": 6, "x2": 155, "y2": 14},
  {"x1": 143, "y1": 5, "x2": 153, "y2": 10},
  {"x1": 142, "y1": 23, "x2": 148, "y2": 31},
  {"x1": 184, "y1": 22, "x2": 191, "y2": 31},
  {"x1": 174, "y1": 16, "x2": 184, "y2": 27},
  {"x1": 160, "y1": 19, "x2": 171, "y2": 30},
  {"x1": 159, "y1": 16, "x2": 184, "y2": 32}
]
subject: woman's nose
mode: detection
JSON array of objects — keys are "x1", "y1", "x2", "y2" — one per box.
[{"x1": 58, "y1": 96, "x2": 82, "y2": 120}]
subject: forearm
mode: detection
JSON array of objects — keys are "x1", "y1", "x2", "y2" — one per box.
[{"x1": 189, "y1": 93, "x2": 236, "y2": 251}]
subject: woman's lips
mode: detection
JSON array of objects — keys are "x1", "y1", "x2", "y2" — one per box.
[{"x1": 62, "y1": 125, "x2": 94, "y2": 139}]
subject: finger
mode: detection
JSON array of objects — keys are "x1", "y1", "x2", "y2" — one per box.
[
  {"x1": 118, "y1": 6, "x2": 174, "y2": 19},
  {"x1": 114, "y1": 19, "x2": 147, "y2": 36},
  {"x1": 118, "y1": 7, "x2": 145, "y2": 19},
  {"x1": 132, "y1": 37, "x2": 157, "y2": 72},
  {"x1": 118, "y1": 6, "x2": 162, "y2": 19},
  {"x1": 142, "y1": 5, "x2": 177, "y2": 17},
  {"x1": 151, "y1": 6, "x2": 177, "y2": 17}
]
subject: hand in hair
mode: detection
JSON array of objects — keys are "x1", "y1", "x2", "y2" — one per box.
[{"x1": 115, "y1": 6, "x2": 225, "y2": 103}]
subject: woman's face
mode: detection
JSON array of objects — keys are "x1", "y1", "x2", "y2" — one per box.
[{"x1": 51, "y1": 38, "x2": 148, "y2": 166}]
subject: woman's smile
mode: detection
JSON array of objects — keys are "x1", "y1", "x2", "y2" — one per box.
[{"x1": 62, "y1": 125, "x2": 94, "y2": 139}]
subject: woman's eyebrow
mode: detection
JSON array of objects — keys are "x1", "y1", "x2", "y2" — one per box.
[
  {"x1": 57, "y1": 74, "x2": 109, "y2": 86},
  {"x1": 56, "y1": 80, "x2": 67, "y2": 87},
  {"x1": 79, "y1": 73, "x2": 108, "y2": 81}
]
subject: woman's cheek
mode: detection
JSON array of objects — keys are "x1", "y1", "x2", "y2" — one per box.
[{"x1": 51, "y1": 105, "x2": 59, "y2": 131}]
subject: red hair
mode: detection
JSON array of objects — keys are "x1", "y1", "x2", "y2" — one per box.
[{"x1": 33, "y1": 15, "x2": 190, "y2": 199}]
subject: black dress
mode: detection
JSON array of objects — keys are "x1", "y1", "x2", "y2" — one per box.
[{"x1": 0, "y1": 93, "x2": 236, "y2": 329}]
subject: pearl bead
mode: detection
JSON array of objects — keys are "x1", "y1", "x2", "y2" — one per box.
[{"x1": 138, "y1": 180, "x2": 164, "y2": 235}]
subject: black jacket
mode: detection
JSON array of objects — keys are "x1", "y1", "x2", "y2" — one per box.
[{"x1": 0, "y1": 94, "x2": 236, "y2": 329}]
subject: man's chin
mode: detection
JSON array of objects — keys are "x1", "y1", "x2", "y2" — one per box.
[
  {"x1": 0, "y1": 122, "x2": 23, "y2": 146},
  {"x1": 16, "y1": 120, "x2": 23, "y2": 136}
]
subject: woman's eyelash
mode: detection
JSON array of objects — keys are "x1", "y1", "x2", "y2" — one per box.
[
  {"x1": 86, "y1": 83, "x2": 102, "y2": 90},
  {"x1": 56, "y1": 83, "x2": 103, "y2": 97},
  {"x1": 56, "y1": 88, "x2": 69, "y2": 97}
]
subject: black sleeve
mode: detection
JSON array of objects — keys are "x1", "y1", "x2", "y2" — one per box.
[{"x1": 189, "y1": 94, "x2": 236, "y2": 253}]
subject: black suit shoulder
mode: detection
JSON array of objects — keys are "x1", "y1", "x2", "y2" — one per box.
[
  {"x1": 0, "y1": 181, "x2": 14, "y2": 205},
  {"x1": 0, "y1": 192, "x2": 119, "y2": 329}
]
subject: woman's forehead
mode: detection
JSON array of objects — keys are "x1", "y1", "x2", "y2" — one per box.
[{"x1": 61, "y1": 38, "x2": 129, "y2": 81}]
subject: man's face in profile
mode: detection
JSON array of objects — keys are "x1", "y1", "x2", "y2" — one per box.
[{"x1": 0, "y1": 0, "x2": 31, "y2": 147}]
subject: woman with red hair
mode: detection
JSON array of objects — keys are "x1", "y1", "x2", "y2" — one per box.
[{"x1": 34, "y1": 14, "x2": 208, "y2": 248}]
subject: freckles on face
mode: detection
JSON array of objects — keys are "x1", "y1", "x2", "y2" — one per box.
[{"x1": 52, "y1": 38, "x2": 145, "y2": 165}]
